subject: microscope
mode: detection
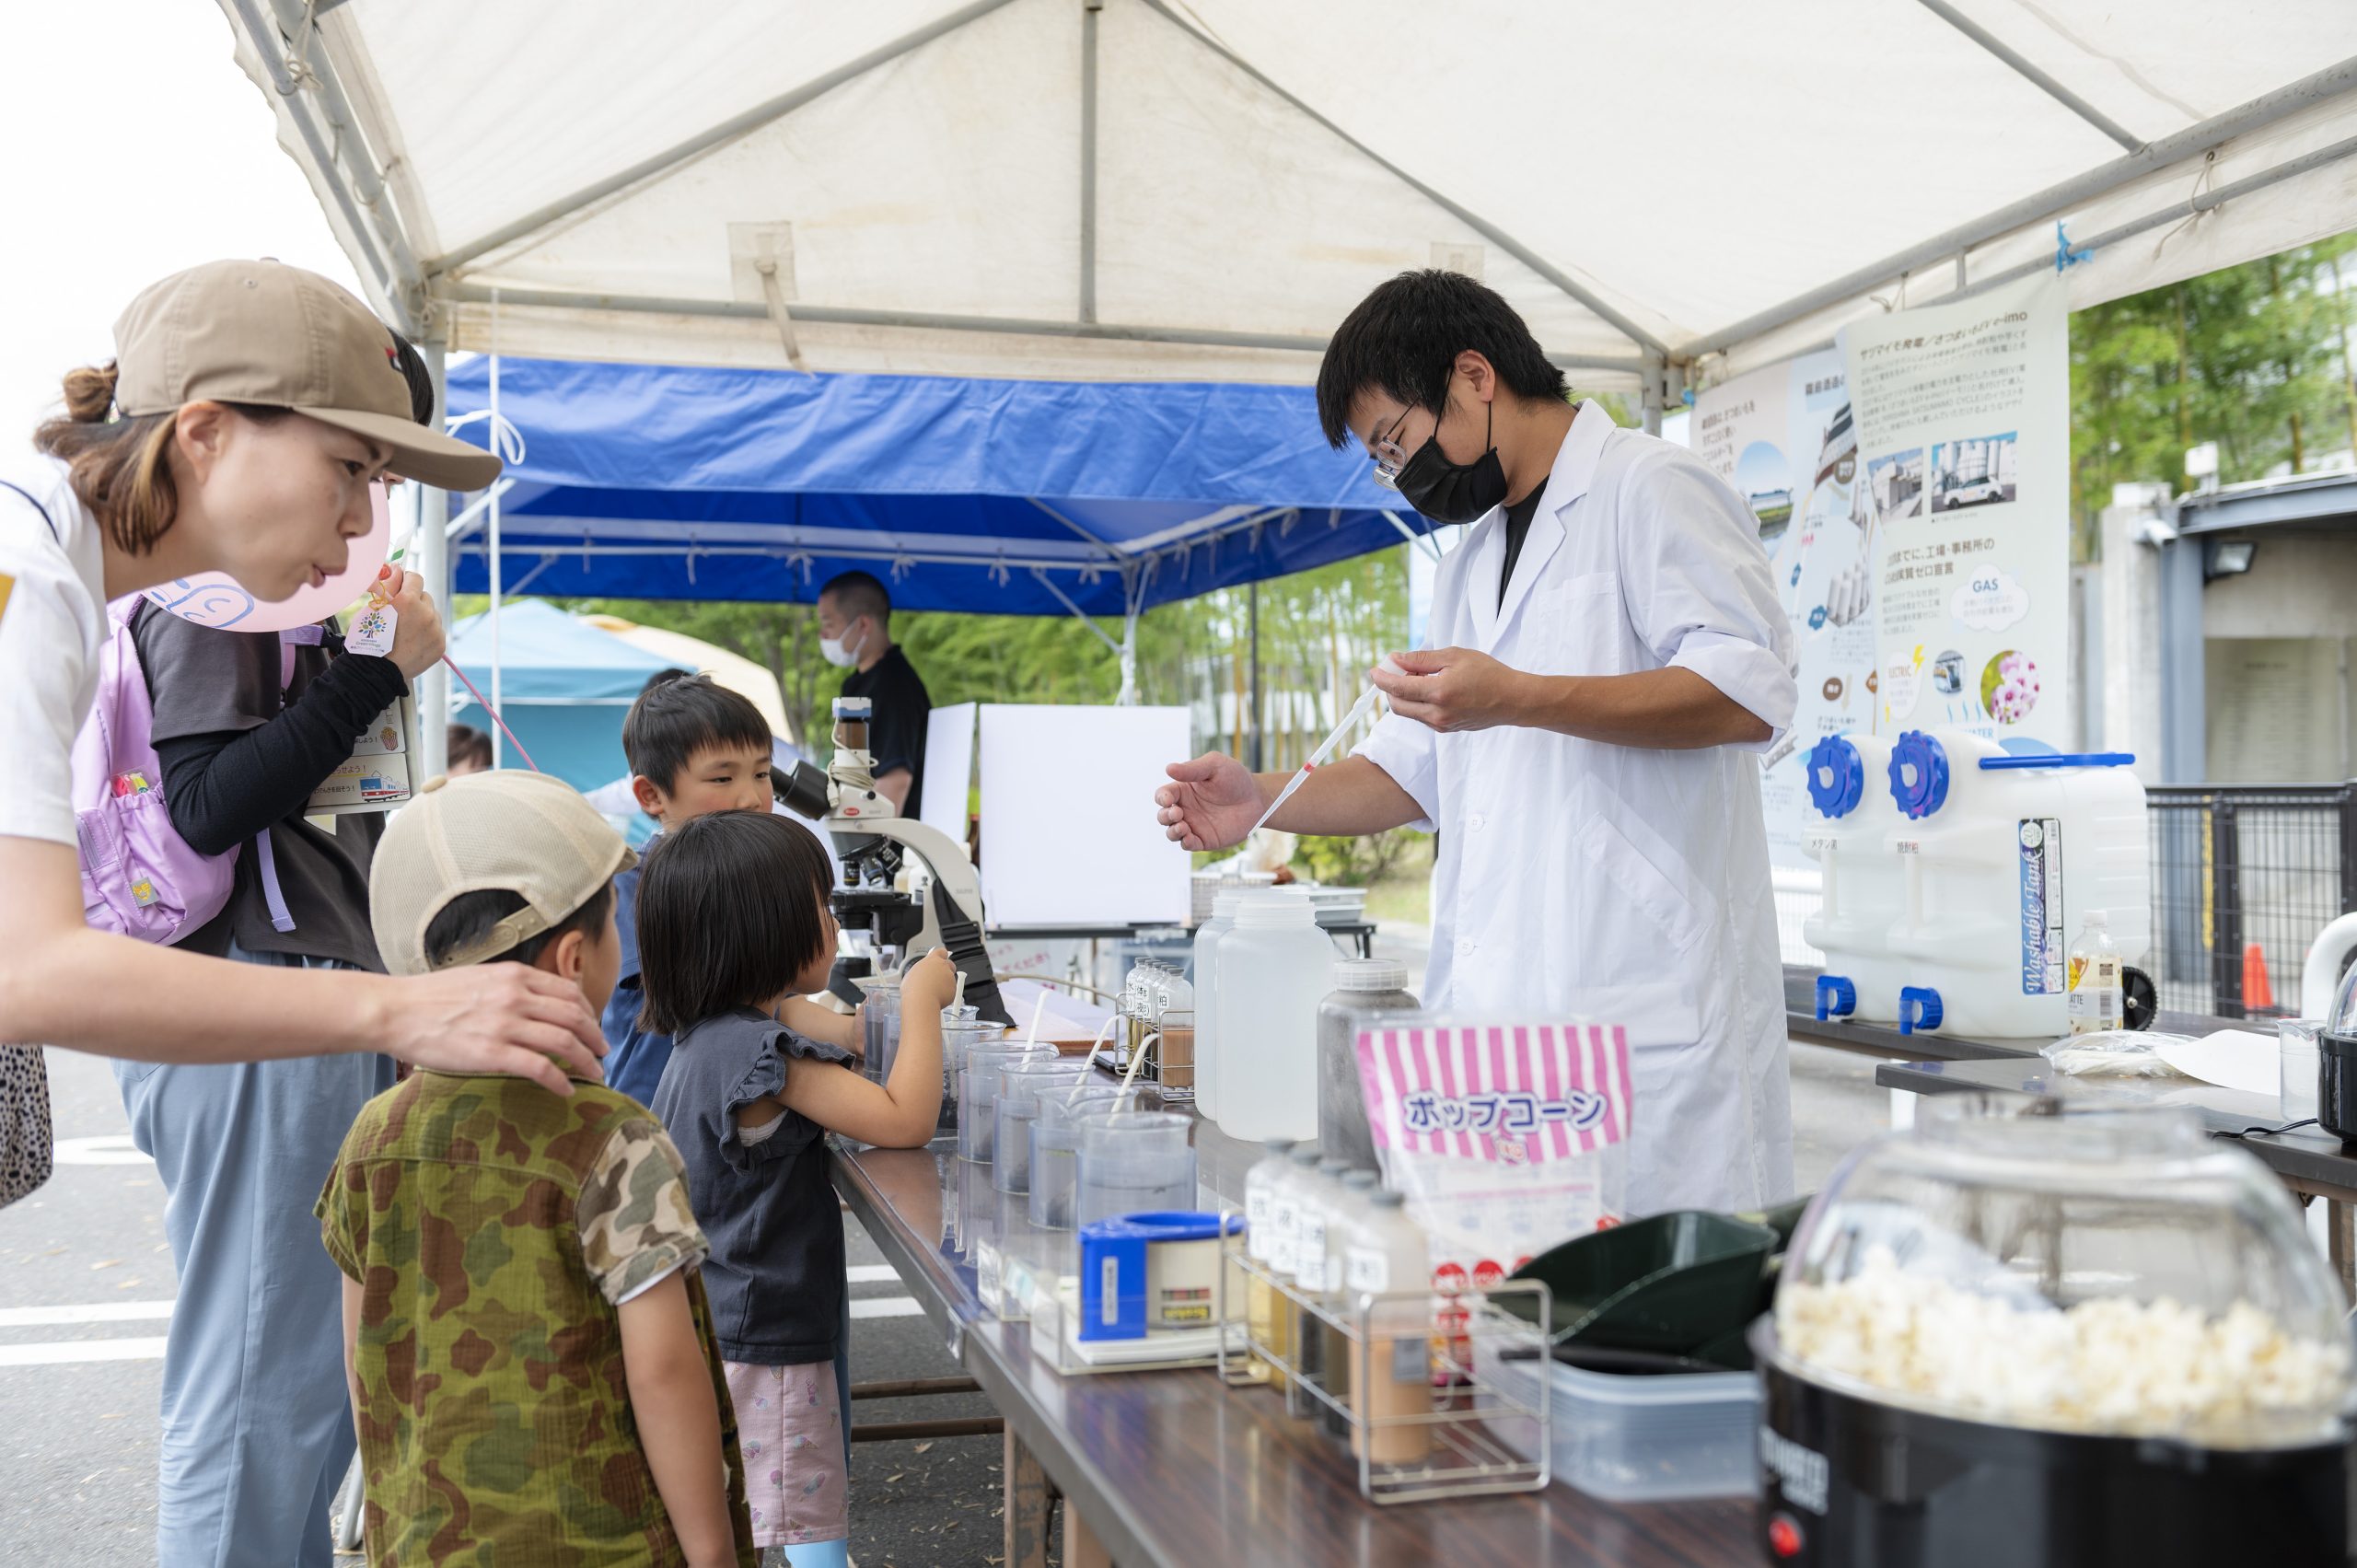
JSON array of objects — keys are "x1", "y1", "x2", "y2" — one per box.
[{"x1": 774, "y1": 697, "x2": 1012, "y2": 1026}]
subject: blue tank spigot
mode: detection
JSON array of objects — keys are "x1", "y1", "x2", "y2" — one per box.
[
  {"x1": 1898, "y1": 986, "x2": 1945, "y2": 1036},
  {"x1": 1805, "y1": 736, "x2": 1865, "y2": 819},
  {"x1": 1887, "y1": 731, "x2": 1951, "y2": 820},
  {"x1": 1815, "y1": 974, "x2": 1857, "y2": 1021}
]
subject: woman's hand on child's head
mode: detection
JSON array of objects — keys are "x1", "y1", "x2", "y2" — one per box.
[{"x1": 902, "y1": 947, "x2": 958, "y2": 1012}]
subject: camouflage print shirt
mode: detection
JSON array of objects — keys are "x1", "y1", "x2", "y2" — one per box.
[{"x1": 319, "y1": 1072, "x2": 757, "y2": 1567}]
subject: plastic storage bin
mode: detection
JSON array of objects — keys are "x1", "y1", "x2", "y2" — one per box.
[{"x1": 1477, "y1": 1342, "x2": 1760, "y2": 1502}]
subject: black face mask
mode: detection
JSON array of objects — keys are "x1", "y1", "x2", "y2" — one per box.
[{"x1": 1394, "y1": 399, "x2": 1509, "y2": 524}]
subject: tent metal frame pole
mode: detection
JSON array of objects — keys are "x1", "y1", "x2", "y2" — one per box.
[
  {"x1": 1640, "y1": 352, "x2": 1665, "y2": 436},
  {"x1": 222, "y1": 0, "x2": 420, "y2": 331},
  {"x1": 1079, "y1": 0, "x2": 1103, "y2": 326},
  {"x1": 1247, "y1": 581, "x2": 1262, "y2": 773},
  {"x1": 1028, "y1": 567, "x2": 1125, "y2": 657},
  {"x1": 459, "y1": 541, "x2": 1176, "y2": 576},
  {"x1": 1913, "y1": 0, "x2": 2142, "y2": 153},
  {"x1": 428, "y1": 0, "x2": 1022, "y2": 279},
  {"x1": 415, "y1": 341, "x2": 452, "y2": 781},
  {"x1": 445, "y1": 479, "x2": 520, "y2": 543},
  {"x1": 1680, "y1": 53, "x2": 2357, "y2": 358},
  {"x1": 1134, "y1": 0, "x2": 1666, "y2": 360},
  {"x1": 438, "y1": 282, "x2": 1648, "y2": 374},
  {"x1": 1771, "y1": 129, "x2": 2357, "y2": 359}
]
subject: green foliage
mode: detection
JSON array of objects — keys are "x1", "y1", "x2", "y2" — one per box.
[{"x1": 2070, "y1": 232, "x2": 2357, "y2": 560}]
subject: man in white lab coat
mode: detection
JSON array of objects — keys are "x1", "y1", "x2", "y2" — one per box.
[{"x1": 1155, "y1": 271, "x2": 1798, "y2": 1216}]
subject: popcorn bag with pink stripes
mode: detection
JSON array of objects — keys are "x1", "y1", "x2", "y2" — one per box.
[{"x1": 1353, "y1": 1019, "x2": 1633, "y2": 1295}]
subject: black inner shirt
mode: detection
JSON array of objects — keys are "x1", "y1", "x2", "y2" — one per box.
[{"x1": 1499, "y1": 477, "x2": 1550, "y2": 607}]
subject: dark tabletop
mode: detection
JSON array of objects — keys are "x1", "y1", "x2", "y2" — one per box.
[
  {"x1": 831, "y1": 1098, "x2": 1760, "y2": 1568},
  {"x1": 1874, "y1": 1054, "x2": 2357, "y2": 1196}
]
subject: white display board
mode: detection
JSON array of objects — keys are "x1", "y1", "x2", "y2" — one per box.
[
  {"x1": 977, "y1": 704, "x2": 1191, "y2": 928},
  {"x1": 920, "y1": 703, "x2": 978, "y2": 845}
]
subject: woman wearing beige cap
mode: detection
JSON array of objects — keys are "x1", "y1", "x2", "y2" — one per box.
[{"x1": 0, "y1": 260, "x2": 606, "y2": 1210}]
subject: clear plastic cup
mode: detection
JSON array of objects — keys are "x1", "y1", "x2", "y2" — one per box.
[
  {"x1": 992, "y1": 1060, "x2": 1093, "y2": 1195},
  {"x1": 2281, "y1": 1017, "x2": 2325, "y2": 1121},
  {"x1": 1028, "y1": 1086, "x2": 1137, "y2": 1228},
  {"x1": 862, "y1": 977, "x2": 902, "y2": 1085},
  {"x1": 936, "y1": 1009, "x2": 1007, "y2": 1140},
  {"x1": 958, "y1": 1041, "x2": 1055, "y2": 1163},
  {"x1": 1075, "y1": 1110, "x2": 1198, "y2": 1226}
]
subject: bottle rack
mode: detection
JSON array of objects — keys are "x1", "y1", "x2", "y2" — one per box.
[{"x1": 1212, "y1": 1222, "x2": 1552, "y2": 1505}]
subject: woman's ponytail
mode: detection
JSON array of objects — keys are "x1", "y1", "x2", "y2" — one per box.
[{"x1": 58, "y1": 363, "x2": 119, "y2": 424}]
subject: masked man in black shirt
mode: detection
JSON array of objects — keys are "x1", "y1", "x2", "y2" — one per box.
[{"x1": 817, "y1": 570, "x2": 933, "y2": 816}]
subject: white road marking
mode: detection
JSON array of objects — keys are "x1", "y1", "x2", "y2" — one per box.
[
  {"x1": 52, "y1": 1135, "x2": 151, "y2": 1167},
  {"x1": 847, "y1": 1296, "x2": 923, "y2": 1320},
  {"x1": 0, "y1": 1299, "x2": 174, "y2": 1329},
  {"x1": 845, "y1": 1265, "x2": 900, "y2": 1284},
  {"x1": 0, "y1": 1336, "x2": 168, "y2": 1365}
]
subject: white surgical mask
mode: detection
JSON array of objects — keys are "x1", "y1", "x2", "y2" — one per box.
[{"x1": 819, "y1": 620, "x2": 865, "y2": 668}]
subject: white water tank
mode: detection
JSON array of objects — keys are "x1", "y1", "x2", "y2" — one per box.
[
  {"x1": 1800, "y1": 733, "x2": 1911, "y2": 1027},
  {"x1": 1878, "y1": 729, "x2": 2150, "y2": 1039}
]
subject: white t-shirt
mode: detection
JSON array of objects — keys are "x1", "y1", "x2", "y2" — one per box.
[{"x1": 0, "y1": 457, "x2": 108, "y2": 848}]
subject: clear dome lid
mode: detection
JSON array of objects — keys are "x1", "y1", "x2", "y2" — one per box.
[
  {"x1": 2328, "y1": 956, "x2": 2357, "y2": 1038},
  {"x1": 1774, "y1": 1096, "x2": 2351, "y2": 1447}
]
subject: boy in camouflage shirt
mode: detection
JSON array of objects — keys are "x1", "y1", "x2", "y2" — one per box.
[{"x1": 319, "y1": 772, "x2": 755, "y2": 1567}]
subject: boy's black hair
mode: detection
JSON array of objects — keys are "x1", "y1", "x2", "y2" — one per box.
[
  {"x1": 621, "y1": 670, "x2": 772, "y2": 796},
  {"x1": 1314, "y1": 269, "x2": 1569, "y2": 447},
  {"x1": 819, "y1": 569, "x2": 891, "y2": 627},
  {"x1": 634, "y1": 812, "x2": 834, "y2": 1035},
  {"x1": 446, "y1": 723, "x2": 493, "y2": 772},
  {"x1": 389, "y1": 331, "x2": 436, "y2": 426},
  {"x1": 423, "y1": 879, "x2": 615, "y2": 971}
]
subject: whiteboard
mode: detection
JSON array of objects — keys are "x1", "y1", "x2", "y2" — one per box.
[
  {"x1": 977, "y1": 704, "x2": 1191, "y2": 928},
  {"x1": 920, "y1": 702, "x2": 978, "y2": 844}
]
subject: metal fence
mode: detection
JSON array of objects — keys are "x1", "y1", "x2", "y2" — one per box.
[{"x1": 2148, "y1": 784, "x2": 2357, "y2": 1019}]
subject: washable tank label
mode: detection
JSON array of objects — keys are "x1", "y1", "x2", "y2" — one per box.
[
  {"x1": 2018, "y1": 818, "x2": 2065, "y2": 994},
  {"x1": 1759, "y1": 1427, "x2": 1830, "y2": 1515}
]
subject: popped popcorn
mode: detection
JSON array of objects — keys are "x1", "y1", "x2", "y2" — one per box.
[{"x1": 1778, "y1": 1247, "x2": 2350, "y2": 1446}]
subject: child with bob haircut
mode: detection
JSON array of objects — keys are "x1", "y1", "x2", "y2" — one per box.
[{"x1": 639, "y1": 809, "x2": 954, "y2": 1565}]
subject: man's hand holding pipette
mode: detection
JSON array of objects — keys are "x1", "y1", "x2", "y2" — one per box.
[{"x1": 1371, "y1": 647, "x2": 1528, "y2": 734}]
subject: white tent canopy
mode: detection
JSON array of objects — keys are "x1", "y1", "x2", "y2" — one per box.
[{"x1": 222, "y1": 0, "x2": 2357, "y2": 411}]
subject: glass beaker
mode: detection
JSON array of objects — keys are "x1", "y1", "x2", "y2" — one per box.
[
  {"x1": 861, "y1": 976, "x2": 902, "y2": 1086},
  {"x1": 992, "y1": 1060, "x2": 1093, "y2": 1196},
  {"x1": 936, "y1": 1007, "x2": 1006, "y2": 1139},
  {"x1": 958, "y1": 1040, "x2": 1055, "y2": 1163},
  {"x1": 1075, "y1": 1111, "x2": 1197, "y2": 1226}
]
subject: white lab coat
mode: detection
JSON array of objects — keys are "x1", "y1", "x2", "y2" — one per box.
[{"x1": 1357, "y1": 402, "x2": 1798, "y2": 1216}]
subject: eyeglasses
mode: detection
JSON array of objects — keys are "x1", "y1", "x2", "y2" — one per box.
[{"x1": 1365, "y1": 406, "x2": 1416, "y2": 491}]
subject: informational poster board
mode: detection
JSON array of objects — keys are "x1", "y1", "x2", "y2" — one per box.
[
  {"x1": 1691, "y1": 349, "x2": 1875, "y2": 871},
  {"x1": 1840, "y1": 274, "x2": 2070, "y2": 750},
  {"x1": 976, "y1": 704, "x2": 1191, "y2": 927},
  {"x1": 919, "y1": 702, "x2": 978, "y2": 846}
]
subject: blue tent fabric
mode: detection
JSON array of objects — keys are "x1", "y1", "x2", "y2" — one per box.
[
  {"x1": 445, "y1": 599, "x2": 674, "y2": 791},
  {"x1": 441, "y1": 358, "x2": 1426, "y2": 615}
]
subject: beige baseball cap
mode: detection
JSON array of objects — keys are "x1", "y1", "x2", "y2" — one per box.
[
  {"x1": 371, "y1": 771, "x2": 637, "y2": 978},
  {"x1": 111, "y1": 259, "x2": 502, "y2": 491}
]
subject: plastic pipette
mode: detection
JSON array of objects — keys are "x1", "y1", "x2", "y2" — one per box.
[{"x1": 1244, "y1": 656, "x2": 1404, "y2": 838}]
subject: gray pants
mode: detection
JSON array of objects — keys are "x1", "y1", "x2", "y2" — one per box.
[{"x1": 116, "y1": 944, "x2": 395, "y2": 1568}]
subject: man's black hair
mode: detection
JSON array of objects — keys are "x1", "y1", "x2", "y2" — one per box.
[
  {"x1": 1314, "y1": 269, "x2": 1568, "y2": 447},
  {"x1": 819, "y1": 570, "x2": 891, "y2": 628},
  {"x1": 424, "y1": 880, "x2": 615, "y2": 971},
  {"x1": 622, "y1": 670, "x2": 771, "y2": 795},
  {"x1": 634, "y1": 811, "x2": 834, "y2": 1035}
]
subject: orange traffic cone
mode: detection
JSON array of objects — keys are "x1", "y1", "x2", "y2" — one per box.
[{"x1": 2243, "y1": 942, "x2": 2274, "y2": 1012}]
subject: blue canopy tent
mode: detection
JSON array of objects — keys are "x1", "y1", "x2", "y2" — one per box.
[
  {"x1": 444, "y1": 599, "x2": 674, "y2": 792},
  {"x1": 439, "y1": 358, "x2": 1428, "y2": 633}
]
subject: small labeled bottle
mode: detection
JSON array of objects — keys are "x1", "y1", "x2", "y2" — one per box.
[
  {"x1": 1272, "y1": 1144, "x2": 1326, "y2": 1399},
  {"x1": 1344, "y1": 1188, "x2": 1434, "y2": 1465},
  {"x1": 1294, "y1": 1156, "x2": 1353, "y2": 1418},
  {"x1": 2066, "y1": 910, "x2": 2122, "y2": 1036},
  {"x1": 1244, "y1": 1139, "x2": 1296, "y2": 1389},
  {"x1": 1319, "y1": 1170, "x2": 1379, "y2": 1437}
]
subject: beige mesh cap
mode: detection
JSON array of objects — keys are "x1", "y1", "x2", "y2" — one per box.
[
  {"x1": 371, "y1": 771, "x2": 637, "y2": 978},
  {"x1": 110, "y1": 260, "x2": 502, "y2": 491}
]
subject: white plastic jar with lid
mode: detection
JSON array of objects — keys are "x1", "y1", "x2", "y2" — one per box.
[
  {"x1": 1213, "y1": 893, "x2": 1331, "y2": 1141},
  {"x1": 1190, "y1": 889, "x2": 1248, "y2": 1119}
]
